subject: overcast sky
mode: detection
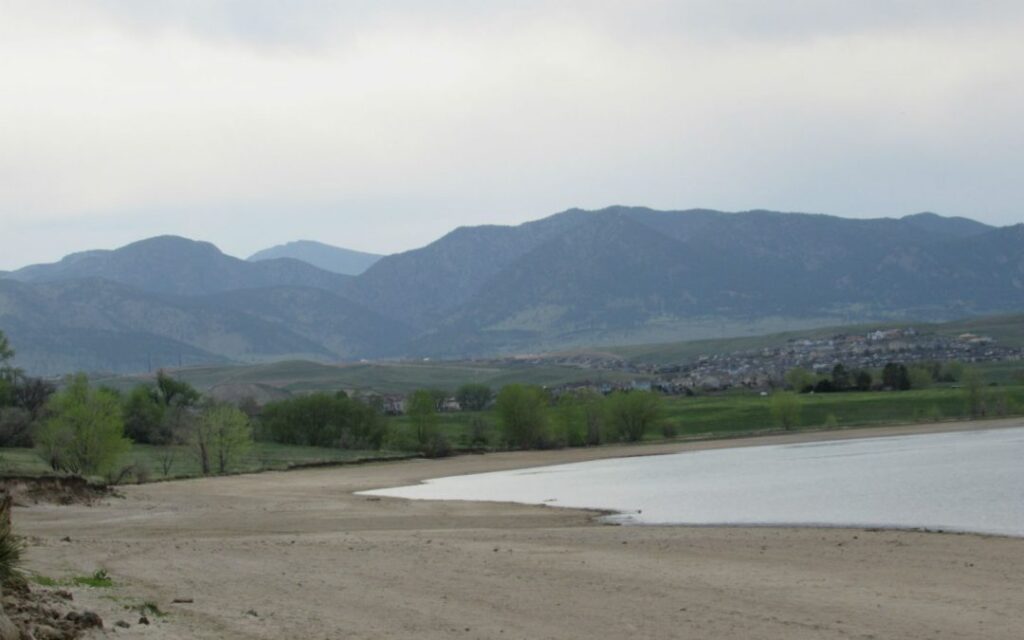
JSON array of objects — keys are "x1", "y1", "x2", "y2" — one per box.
[{"x1": 2, "y1": 1, "x2": 1023, "y2": 269}]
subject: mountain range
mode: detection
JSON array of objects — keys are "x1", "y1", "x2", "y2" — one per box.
[
  {"x1": 1, "y1": 207, "x2": 1021, "y2": 375},
  {"x1": 247, "y1": 240, "x2": 381, "y2": 276}
]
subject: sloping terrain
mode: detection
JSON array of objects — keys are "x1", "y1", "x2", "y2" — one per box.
[
  {"x1": 18, "y1": 425, "x2": 1024, "y2": 640},
  {"x1": 248, "y1": 240, "x2": 381, "y2": 275},
  {"x1": 0, "y1": 279, "x2": 389, "y2": 375},
  {"x1": 399, "y1": 208, "x2": 1020, "y2": 354},
  {"x1": 7, "y1": 235, "x2": 351, "y2": 296},
  {"x1": 1, "y1": 207, "x2": 1022, "y2": 374}
]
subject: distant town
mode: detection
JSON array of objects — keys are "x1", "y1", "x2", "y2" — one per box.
[{"x1": 499, "y1": 328, "x2": 1022, "y2": 398}]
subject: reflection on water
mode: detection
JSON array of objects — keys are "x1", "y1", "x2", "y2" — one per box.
[{"x1": 361, "y1": 427, "x2": 1024, "y2": 536}]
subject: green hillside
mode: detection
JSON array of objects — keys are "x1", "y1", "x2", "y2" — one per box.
[{"x1": 606, "y1": 313, "x2": 1024, "y2": 365}]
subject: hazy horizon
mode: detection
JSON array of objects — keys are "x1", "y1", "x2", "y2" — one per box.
[
  {"x1": 3, "y1": 1, "x2": 1023, "y2": 269},
  {"x1": 0, "y1": 206, "x2": 1005, "y2": 271}
]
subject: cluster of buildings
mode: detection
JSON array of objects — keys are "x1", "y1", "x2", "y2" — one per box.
[
  {"x1": 369, "y1": 328, "x2": 1020, "y2": 414},
  {"x1": 541, "y1": 328, "x2": 1022, "y2": 395}
]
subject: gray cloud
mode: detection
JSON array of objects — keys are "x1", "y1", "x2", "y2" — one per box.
[
  {"x1": 1, "y1": 1, "x2": 1022, "y2": 269},
  {"x1": 76, "y1": 1, "x2": 1024, "y2": 44}
]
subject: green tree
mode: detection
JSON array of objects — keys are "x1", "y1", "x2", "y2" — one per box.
[
  {"x1": 123, "y1": 385, "x2": 166, "y2": 444},
  {"x1": 426, "y1": 388, "x2": 449, "y2": 412},
  {"x1": 784, "y1": 368, "x2": 815, "y2": 393},
  {"x1": 153, "y1": 371, "x2": 200, "y2": 442},
  {"x1": 192, "y1": 402, "x2": 253, "y2": 475},
  {"x1": 406, "y1": 390, "x2": 438, "y2": 450},
  {"x1": 35, "y1": 374, "x2": 130, "y2": 475},
  {"x1": 940, "y1": 361, "x2": 965, "y2": 383},
  {"x1": 0, "y1": 375, "x2": 55, "y2": 447},
  {"x1": 604, "y1": 391, "x2": 661, "y2": 442},
  {"x1": 0, "y1": 330, "x2": 14, "y2": 375},
  {"x1": 853, "y1": 369, "x2": 873, "y2": 391},
  {"x1": 881, "y1": 362, "x2": 911, "y2": 391},
  {"x1": 0, "y1": 378, "x2": 11, "y2": 409},
  {"x1": 154, "y1": 370, "x2": 200, "y2": 408},
  {"x1": 455, "y1": 383, "x2": 492, "y2": 411},
  {"x1": 260, "y1": 393, "x2": 385, "y2": 449},
  {"x1": 555, "y1": 389, "x2": 605, "y2": 447},
  {"x1": 770, "y1": 392, "x2": 802, "y2": 431},
  {"x1": 963, "y1": 368, "x2": 985, "y2": 418},
  {"x1": 0, "y1": 330, "x2": 18, "y2": 406},
  {"x1": 496, "y1": 385, "x2": 549, "y2": 449},
  {"x1": 908, "y1": 366, "x2": 934, "y2": 390},
  {"x1": 831, "y1": 364, "x2": 851, "y2": 391},
  {"x1": 578, "y1": 389, "x2": 605, "y2": 445},
  {"x1": 554, "y1": 394, "x2": 585, "y2": 447},
  {"x1": 987, "y1": 387, "x2": 1010, "y2": 417},
  {"x1": 12, "y1": 377, "x2": 55, "y2": 421}
]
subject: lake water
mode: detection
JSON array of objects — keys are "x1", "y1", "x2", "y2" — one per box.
[{"x1": 362, "y1": 427, "x2": 1024, "y2": 536}]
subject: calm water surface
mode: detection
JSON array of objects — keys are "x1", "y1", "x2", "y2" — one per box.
[{"x1": 363, "y1": 427, "x2": 1024, "y2": 536}]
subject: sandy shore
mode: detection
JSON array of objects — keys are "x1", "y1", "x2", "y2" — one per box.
[{"x1": 18, "y1": 418, "x2": 1024, "y2": 639}]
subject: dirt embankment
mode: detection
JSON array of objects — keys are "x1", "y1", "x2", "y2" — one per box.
[
  {"x1": 0, "y1": 476, "x2": 110, "y2": 508},
  {"x1": 12, "y1": 417, "x2": 1024, "y2": 640}
]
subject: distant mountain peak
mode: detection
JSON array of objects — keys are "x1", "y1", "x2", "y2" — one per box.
[
  {"x1": 4, "y1": 234, "x2": 349, "y2": 296},
  {"x1": 899, "y1": 211, "x2": 993, "y2": 238},
  {"x1": 247, "y1": 240, "x2": 382, "y2": 276},
  {"x1": 2, "y1": 206, "x2": 1019, "y2": 375}
]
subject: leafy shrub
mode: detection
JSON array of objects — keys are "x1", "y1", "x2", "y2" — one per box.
[
  {"x1": 770, "y1": 392, "x2": 802, "y2": 430},
  {"x1": 260, "y1": 393, "x2": 385, "y2": 449},
  {"x1": 496, "y1": 385, "x2": 549, "y2": 449},
  {"x1": 455, "y1": 384, "x2": 493, "y2": 411},
  {"x1": 192, "y1": 402, "x2": 253, "y2": 475},
  {"x1": 604, "y1": 391, "x2": 661, "y2": 442},
  {"x1": 467, "y1": 417, "x2": 490, "y2": 447},
  {"x1": 35, "y1": 374, "x2": 130, "y2": 476},
  {"x1": 420, "y1": 433, "x2": 452, "y2": 458},
  {"x1": 0, "y1": 500, "x2": 24, "y2": 588},
  {"x1": 406, "y1": 390, "x2": 438, "y2": 451},
  {"x1": 0, "y1": 407, "x2": 34, "y2": 447},
  {"x1": 123, "y1": 385, "x2": 167, "y2": 444},
  {"x1": 73, "y1": 569, "x2": 112, "y2": 588}
]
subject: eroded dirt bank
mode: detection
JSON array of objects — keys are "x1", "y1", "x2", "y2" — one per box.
[{"x1": 18, "y1": 418, "x2": 1024, "y2": 639}]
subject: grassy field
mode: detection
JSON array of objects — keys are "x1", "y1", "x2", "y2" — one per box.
[
  {"x1": 83, "y1": 313, "x2": 1023, "y2": 399},
  {"x1": 385, "y1": 383, "x2": 1024, "y2": 447},
  {"x1": 0, "y1": 442, "x2": 407, "y2": 482},
  {"x1": 6, "y1": 382, "x2": 1020, "y2": 483},
  {"x1": 656, "y1": 385, "x2": 1023, "y2": 438},
  {"x1": 607, "y1": 313, "x2": 1024, "y2": 365},
  {"x1": 973, "y1": 361, "x2": 1024, "y2": 385},
  {"x1": 95, "y1": 359, "x2": 649, "y2": 396}
]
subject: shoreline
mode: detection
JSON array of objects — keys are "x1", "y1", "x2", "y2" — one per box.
[
  {"x1": 360, "y1": 417, "x2": 1024, "y2": 539},
  {"x1": 357, "y1": 415, "x2": 1023, "y2": 492},
  {"x1": 15, "y1": 416, "x2": 1024, "y2": 639}
]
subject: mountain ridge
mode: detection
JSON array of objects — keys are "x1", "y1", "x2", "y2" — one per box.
[
  {"x1": 248, "y1": 240, "x2": 382, "y2": 276},
  {"x1": 7, "y1": 235, "x2": 352, "y2": 296},
  {"x1": 1, "y1": 207, "x2": 1020, "y2": 374}
]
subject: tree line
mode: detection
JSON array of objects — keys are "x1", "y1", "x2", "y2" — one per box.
[
  {"x1": 1, "y1": 327, "x2": 1016, "y2": 481},
  {"x1": 784, "y1": 360, "x2": 967, "y2": 394}
]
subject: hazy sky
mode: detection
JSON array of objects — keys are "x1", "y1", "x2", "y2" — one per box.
[{"x1": 2, "y1": 1, "x2": 1023, "y2": 269}]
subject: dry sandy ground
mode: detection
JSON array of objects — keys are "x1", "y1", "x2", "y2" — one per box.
[{"x1": 18, "y1": 419, "x2": 1024, "y2": 639}]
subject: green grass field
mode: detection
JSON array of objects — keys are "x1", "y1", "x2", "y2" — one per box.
[
  {"x1": 607, "y1": 313, "x2": 1024, "y2": 365},
  {"x1": 95, "y1": 359, "x2": 648, "y2": 396},
  {"x1": 656, "y1": 385, "x2": 1023, "y2": 438},
  {"x1": 6, "y1": 381, "x2": 1020, "y2": 483},
  {"x1": 0, "y1": 442, "x2": 407, "y2": 482},
  {"x1": 385, "y1": 384, "x2": 1024, "y2": 448},
  {"x1": 85, "y1": 313, "x2": 1023, "y2": 399}
]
